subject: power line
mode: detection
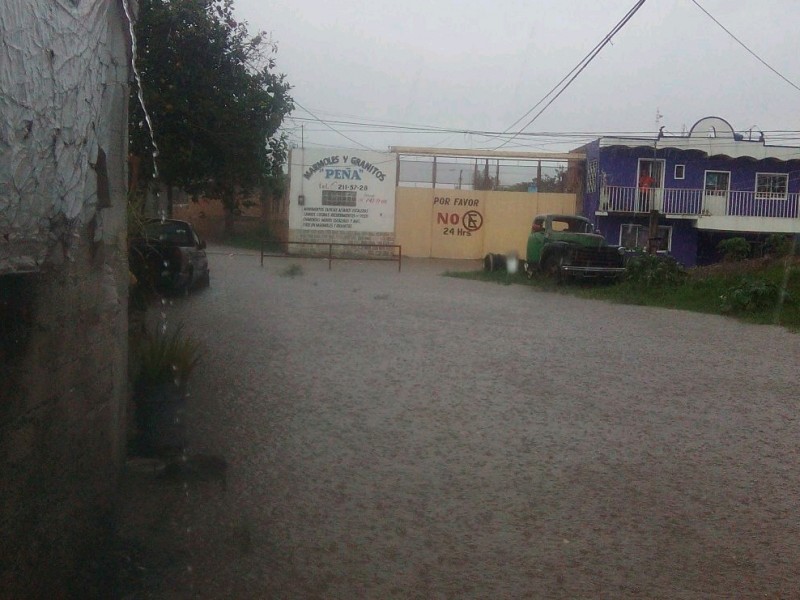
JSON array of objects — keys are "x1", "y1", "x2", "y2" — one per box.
[
  {"x1": 285, "y1": 113, "x2": 800, "y2": 143},
  {"x1": 282, "y1": 115, "x2": 800, "y2": 150},
  {"x1": 293, "y1": 100, "x2": 376, "y2": 151},
  {"x1": 499, "y1": 0, "x2": 644, "y2": 137},
  {"x1": 690, "y1": 0, "x2": 800, "y2": 94},
  {"x1": 496, "y1": 0, "x2": 647, "y2": 149},
  {"x1": 287, "y1": 115, "x2": 683, "y2": 138}
]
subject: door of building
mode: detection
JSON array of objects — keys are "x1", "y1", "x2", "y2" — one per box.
[{"x1": 637, "y1": 159, "x2": 664, "y2": 212}]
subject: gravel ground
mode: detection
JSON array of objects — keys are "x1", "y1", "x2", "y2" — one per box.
[{"x1": 118, "y1": 247, "x2": 800, "y2": 599}]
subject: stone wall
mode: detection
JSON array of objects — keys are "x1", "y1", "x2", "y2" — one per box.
[{"x1": 0, "y1": 0, "x2": 130, "y2": 595}]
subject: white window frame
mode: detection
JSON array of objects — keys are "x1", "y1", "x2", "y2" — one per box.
[
  {"x1": 674, "y1": 164, "x2": 685, "y2": 180},
  {"x1": 703, "y1": 170, "x2": 731, "y2": 196},
  {"x1": 755, "y1": 172, "x2": 788, "y2": 200},
  {"x1": 619, "y1": 223, "x2": 672, "y2": 252}
]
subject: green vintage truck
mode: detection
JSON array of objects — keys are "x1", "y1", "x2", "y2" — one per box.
[{"x1": 523, "y1": 214, "x2": 626, "y2": 281}]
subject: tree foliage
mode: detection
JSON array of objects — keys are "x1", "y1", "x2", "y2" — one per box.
[
  {"x1": 129, "y1": 0, "x2": 293, "y2": 219},
  {"x1": 500, "y1": 168, "x2": 569, "y2": 193}
]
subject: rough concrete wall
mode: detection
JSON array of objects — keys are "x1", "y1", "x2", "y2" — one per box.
[
  {"x1": 0, "y1": 0, "x2": 130, "y2": 596},
  {"x1": 0, "y1": 0, "x2": 129, "y2": 273}
]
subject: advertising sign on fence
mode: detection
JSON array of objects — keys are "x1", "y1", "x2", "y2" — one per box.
[{"x1": 288, "y1": 149, "x2": 397, "y2": 233}]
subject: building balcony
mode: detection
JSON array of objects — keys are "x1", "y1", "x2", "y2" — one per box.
[{"x1": 597, "y1": 186, "x2": 800, "y2": 232}]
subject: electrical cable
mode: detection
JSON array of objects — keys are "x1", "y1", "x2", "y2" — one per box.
[
  {"x1": 293, "y1": 100, "x2": 376, "y2": 151},
  {"x1": 285, "y1": 115, "x2": 800, "y2": 142},
  {"x1": 496, "y1": 0, "x2": 647, "y2": 149},
  {"x1": 690, "y1": 0, "x2": 800, "y2": 94},
  {"x1": 499, "y1": 0, "x2": 644, "y2": 138}
]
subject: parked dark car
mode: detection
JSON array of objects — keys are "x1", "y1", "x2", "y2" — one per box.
[{"x1": 130, "y1": 219, "x2": 210, "y2": 294}]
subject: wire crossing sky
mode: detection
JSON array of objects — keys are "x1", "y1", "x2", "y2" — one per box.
[
  {"x1": 496, "y1": 0, "x2": 647, "y2": 149},
  {"x1": 233, "y1": 0, "x2": 800, "y2": 152},
  {"x1": 690, "y1": 0, "x2": 800, "y2": 94}
]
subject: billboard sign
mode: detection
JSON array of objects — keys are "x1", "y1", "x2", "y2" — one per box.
[{"x1": 289, "y1": 149, "x2": 397, "y2": 232}]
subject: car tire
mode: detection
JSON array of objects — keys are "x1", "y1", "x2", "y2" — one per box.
[{"x1": 182, "y1": 267, "x2": 193, "y2": 296}]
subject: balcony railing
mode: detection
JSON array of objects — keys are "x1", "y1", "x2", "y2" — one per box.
[{"x1": 599, "y1": 186, "x2": 800, "y2": 220}]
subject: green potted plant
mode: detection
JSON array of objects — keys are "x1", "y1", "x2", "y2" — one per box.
[{"x1": 133, "y1": 324, "x2": 203, "y2": 456}]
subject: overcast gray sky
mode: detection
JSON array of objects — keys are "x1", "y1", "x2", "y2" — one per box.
[{"x1": 232, "y1": 0, "x2": 800, "y2": 152}]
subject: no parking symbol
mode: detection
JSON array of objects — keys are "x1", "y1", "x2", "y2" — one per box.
[{"x1": 462, "y1": 210, "x2": 483, "y2": 232}]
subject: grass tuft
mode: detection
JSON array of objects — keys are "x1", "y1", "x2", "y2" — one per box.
[{"x1": 280, "y1": 264, "x2": 303, "y2": 278}]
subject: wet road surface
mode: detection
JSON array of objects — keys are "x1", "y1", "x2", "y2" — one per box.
[{"x1": 119, "y1": 248, "x2": 800, "y2": 599}]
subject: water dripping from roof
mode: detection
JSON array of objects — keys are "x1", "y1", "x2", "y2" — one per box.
[{"x1": 121, "y1": 0, "x2": 160, "y2": 180}]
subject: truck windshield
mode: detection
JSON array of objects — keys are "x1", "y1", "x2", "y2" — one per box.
[{"x1": 551, "y1": 218, "x2": 592, "y2": 233}]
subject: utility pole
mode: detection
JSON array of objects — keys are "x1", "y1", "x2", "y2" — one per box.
[
  {"x1": 536, "y1": 160, "x2": 542, "y2": 192},
  {"x1": 648, "y1": 114, "x2": 662, "y2": 254}
]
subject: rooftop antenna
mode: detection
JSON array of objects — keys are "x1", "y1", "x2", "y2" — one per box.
[{"x1": 655, "y1": 108, "x2": 663, "y2": 133}]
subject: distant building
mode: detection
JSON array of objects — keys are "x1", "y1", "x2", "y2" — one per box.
[{"x1": 579, "y1": 116, "x2": 800, "y2": 266}]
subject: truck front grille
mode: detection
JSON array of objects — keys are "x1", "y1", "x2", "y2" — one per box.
[{"x1": 570, "y1": 247, "x2": 623, "y2": 268}]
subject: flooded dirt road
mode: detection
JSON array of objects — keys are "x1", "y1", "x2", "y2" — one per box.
[{"x1": 119, "y1": 249, "x2": 800, "y2": 598}]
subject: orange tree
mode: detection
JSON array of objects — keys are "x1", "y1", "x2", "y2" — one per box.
[{"x1": 129, "y1": 0, "x2": 293, "y2": 232}]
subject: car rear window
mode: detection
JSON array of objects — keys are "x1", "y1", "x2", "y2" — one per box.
[{"x1": 143, "y1": 222, "x2": 193, "y2": 245}]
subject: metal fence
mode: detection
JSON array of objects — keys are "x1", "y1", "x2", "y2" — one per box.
[
  {"x1": 260, "y1": 240, "x2": 402, "y2": 271},
  {"x1": 398, "y1": 155, "x2": 577, "y2": 193}
]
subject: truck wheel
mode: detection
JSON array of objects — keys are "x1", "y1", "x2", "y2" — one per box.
[
  {"x1": 523, "y1": 260, "x2": 535, "y2": 280},
  {"x1": 544, "y1": 254, "x2": 563, "y2": 283}
]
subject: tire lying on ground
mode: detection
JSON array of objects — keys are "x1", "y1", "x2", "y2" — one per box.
[{"x1": 483, "y1": 253, "x2": 507, "y2": 272}]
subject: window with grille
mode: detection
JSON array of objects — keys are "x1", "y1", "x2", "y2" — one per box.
[
  {"x1": 619, "y1": 224, "x2": 672, "y2": 252},
  {"x1": 755, "y1": 173, "x2": 788, "y2": 199}
]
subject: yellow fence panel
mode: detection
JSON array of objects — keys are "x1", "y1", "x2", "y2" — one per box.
[{"x1": 396, "y1": 188, "x2": 577, "y2": 258}]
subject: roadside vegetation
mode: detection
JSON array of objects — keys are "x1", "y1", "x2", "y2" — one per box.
[{"x1": 446, "y1": 251, "x2": 800, "y2": 331}]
